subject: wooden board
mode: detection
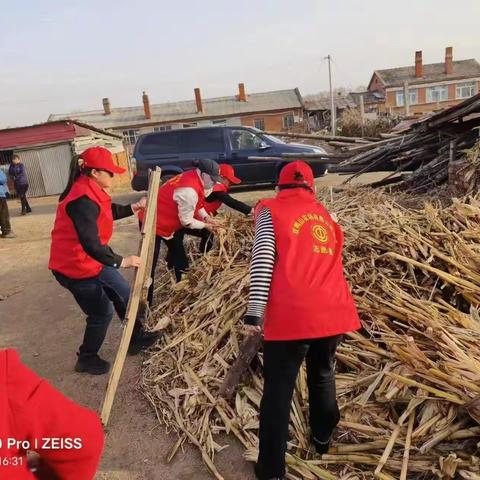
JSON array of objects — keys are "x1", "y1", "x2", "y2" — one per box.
[
  {"x1": 218, "y1": 332, "x2": 263, "y2": 400},
  {"x1": 100, "y1": 167, "x2": 161, "y2": 425}
]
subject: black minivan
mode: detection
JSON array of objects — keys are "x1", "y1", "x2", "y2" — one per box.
[{"x1": 130, "y1": 126, "x2": 327, "y2": 191}]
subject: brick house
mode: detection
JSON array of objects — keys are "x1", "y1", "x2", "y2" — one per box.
[
  {"x1": 49, "y1": 84, "x2": 304, "y2": 151},
  {"x1": 367, "y1": 47, "x2": 480, "y2": 115}
]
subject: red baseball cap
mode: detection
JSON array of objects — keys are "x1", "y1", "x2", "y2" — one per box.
[
  {"x1": 278, "y1": 160, "x2": 314, "y2": 189},
  {"x1": 219, "y1": 164, "x2": 241, "y2": 184},
  {"x1": 80, "y1": 147, "x2": 125, "y2": 174}
]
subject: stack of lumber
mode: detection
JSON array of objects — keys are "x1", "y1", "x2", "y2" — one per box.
[
  {"x1": 335, "y1": 94, "x2": 480, "y2": 192},
  {"x1": 143, "y1": 189, "x2": 480, "y2": 480}
]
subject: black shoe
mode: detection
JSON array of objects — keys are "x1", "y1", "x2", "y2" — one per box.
[
  {"x1": 26, "y1": 209, "x2": 32, "y2": 214},
  {"x1": 128, "y1": 330, "x2": 161, "y2": 355},
  {"x1": 75, "y1": 354, "x2": 110, "y2": 375},
  {"x1": 311, "y1": 435, "x2": 331, "y2": 454},
  {"x1": 21, "y1": 211, "x2": 26, "y2": 216}
]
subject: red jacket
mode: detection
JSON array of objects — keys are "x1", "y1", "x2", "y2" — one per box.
[
  {"x1": 203, "y1": 183, "x2": 228, "y2": 216},
  {"x1": 49, "y1": 176, "x2": 113, "y2": 279},
  {"x1": 256, "y1": 188, "x2": 360, "y2": 341},
  {"x1": 139, "y1": 170, "x2": 205, "y2": 237},
  {"x1": 0, "y1": 349, "x2": 104, "y2": 480}
]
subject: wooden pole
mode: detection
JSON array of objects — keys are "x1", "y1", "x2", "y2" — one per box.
[
  {"x1": 359, "y1": 94, "x2": 365, "y2": 137},
  {"x1": 403, "y1": 81, "x2": 410, "y2": 117},
  {"x1": 100, "y1": 167, "x2": 161, "y2": 426}
]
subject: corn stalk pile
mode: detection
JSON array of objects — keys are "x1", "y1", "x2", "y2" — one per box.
[{"x1": 143, "y1": 189, "x2": 480, "y2": 480}]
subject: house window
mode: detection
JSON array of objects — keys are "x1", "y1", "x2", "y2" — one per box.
[
  {"x1": 183, "y1": 123, "x2": 197, "y2": 128},
  {"x1": 456, "y1": 82, "x2": 477, "y2": 99},
  {"x1": 283, "y1": 114, "x2": 295, "y2": 129},
  {"x1": 395, "y1": 89, "x2": 418, "y2": 107},
  {"x1": 212, "y1": 119, "x2": 227, "y2": 126},
  {"x1": 153, "y1": 125, "x2": 172, "y2": 132},
  {"x1": 123, "y1": 129, "x2": 140, "y2": 145},
  {"x1": 254, "y1": 118, "x2": 265, "y2": 130},
  {"x1": 426, "y1": 85, "x2": 448, "y2": 103}
]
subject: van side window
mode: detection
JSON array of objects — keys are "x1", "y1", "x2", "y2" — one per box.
[
  {"x1": 178, "y1": 129, "x2": 224, "y2": 153},
  {"x1": 230, "y1": 130, "x2": 263, "y2": 150},
  {"x1": 139, "y1": 131, "x2": 180, "y2": 155}
]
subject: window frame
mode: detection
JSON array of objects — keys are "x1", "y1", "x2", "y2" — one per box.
[
  {"x1": 254, "y1": 118, "x2": 265, "y2": 130},
  {"x1": 122, "y1": 129, "x2": 140, "y2": 145},
  {"x1": 395, "y1": 89, "x2": 418, "y2": 107},
  {"x1": 282, "y1": 114, "x2": 295, "y2": 129},
  {"x1": 456, "y1": 82, "x2": 477, "y2": 100},
  {"x1": 153, "y1": 125, "x2": 172, "y2": 132},
  {"x1": 426, "y1": 85, "x2": 449, "y2": 103}
]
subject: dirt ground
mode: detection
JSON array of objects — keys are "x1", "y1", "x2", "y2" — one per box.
[{"x1": 0, "y1": 173, "x2": 387, "y2": 480}]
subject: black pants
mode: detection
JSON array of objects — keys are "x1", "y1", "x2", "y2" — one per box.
[
  {"x1": 147, "y1": 228, "x2": 214, "y2": 305},
  {"x1": 15, "y1": 184, "x2": 31, "y2": 213},
  {"x1": 255, "y1": 335, "x2": 343, "y2": 480},
  {"x1": 0, "y1": 198, "x2": 11, "y2": 235},
  {"x1": 174, "y1": 228, "x2": 214, "y2": 254},
  {"x1": 53, "y1": 266, "x2": 134, "y2": 359}
]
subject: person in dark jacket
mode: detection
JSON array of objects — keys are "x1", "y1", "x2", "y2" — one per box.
[
  {"x1": 0, "y1": 349, "x2": 104, "y2": 479},
  {"x1": 244, "y1": 161, "x2": 361, "y2": 480},
  {"x1": 0, "y1": 168, "x2": 14, "y2": 238},
  {"x1": 9, "y1": 154, "x2": 32, "y2": 215},
  {"x1": 49, "y1": 147, "x2": 159, "y2": 375}
]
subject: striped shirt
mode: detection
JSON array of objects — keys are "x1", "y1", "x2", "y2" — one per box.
[{"x1": 245, "y1": 207, "x2": 276, "y2": 322}]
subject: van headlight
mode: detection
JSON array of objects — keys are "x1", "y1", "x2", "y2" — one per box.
[{"x1": 130, "y1": 156, "x2": 137, "y2": 174}]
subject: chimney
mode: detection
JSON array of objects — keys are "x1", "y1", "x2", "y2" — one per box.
[
  {"x1": 194, "y1": 88, "x2": 203, "y2": 113},
  {"x1": 142, "y1": 91, "x2": 152, "y2": 119},
  {"x1": 415, "y1": 51, "x2": 423, "y2": 78},
  {"x1": 102, "y1": 98, "x2": 111, "y2": 115},
  {"x1": 445, "y1": 46, "x2": 453, "y2": 74},
  {"x1": 238, "y1": 83, "x2": 247, "y2": 102}
]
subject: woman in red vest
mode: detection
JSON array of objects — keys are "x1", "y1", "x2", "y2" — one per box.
[
  {"x1": 49, "y1": 147, "x2": 159, "y2": 375},
  {"x1": 172, "y1": 163, "x2": 252, "y2": 255},
  {"x1": 243, "y1": 161, "x2": 361, "y2": 480},
  {"x1": 142, "y1": 159, "x2": 224, "y2": 304},
  {"x1": 0, "y1": 349, "x2": 104, "y2": 479}
]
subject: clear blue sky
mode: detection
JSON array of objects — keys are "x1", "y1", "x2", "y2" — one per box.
[{"x1": 1, "y1": 0, "x2": 479, "y2": 128}]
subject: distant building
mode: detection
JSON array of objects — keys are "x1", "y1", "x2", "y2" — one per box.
[
  {"x1": 0, "y1": 121, "x2": 129, "y2": 197},
  {"x1": 366, "y1": 47, "x2": 480, "y2": 115},
  {"x1": 49, "y1": 84, "x2": 304, "y2": 150},
  {"x1": 303, "y1": 95, "x2": 356, "y2": 130}
]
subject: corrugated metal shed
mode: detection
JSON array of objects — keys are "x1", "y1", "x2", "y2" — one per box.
[
  {"x1": 0, "y1": 120, "x2": 122, "y2": 150},
  {"x1": 48, "y1": 89, "x2": 304, "y2": 130},
  {"x1": 17, "y1": 144, "x2": 72, "y2": 197}
]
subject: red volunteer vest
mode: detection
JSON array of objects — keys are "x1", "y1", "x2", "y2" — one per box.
[
  {"x1": 0, "y1": 350, "x2": 104, "y2": 480},
  {"x1": 49, "y1": 176, "x2": 113, "y2": 279},
  {"x1": 203, "y1": 183, "x2": 228, "y2": 215},
  {"x1": 140, "y1": 170, "x2": 205, "y2": 237},
  {"x1": 256, "y1": 188, "x2": 360, "y2": 341}
]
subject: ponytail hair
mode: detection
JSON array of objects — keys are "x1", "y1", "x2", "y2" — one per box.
[{"x1": 59, "y1": 155, "x2": 95, "y2": 201}]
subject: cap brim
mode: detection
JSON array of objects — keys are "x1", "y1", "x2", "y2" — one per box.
[
  {"x1": 107, "y1": 165, "x2": 126, "y2": 174},
  {"x1": 227, "y1": 175, "x2": 241, "y2": 184}
]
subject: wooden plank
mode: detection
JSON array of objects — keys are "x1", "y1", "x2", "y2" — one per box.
[
  {"x1": 219, "y1": 332, "x2": 263, "y2": 399},
  {"x1": 100, "y1": 167, "x2": 161, "y2": 425}
]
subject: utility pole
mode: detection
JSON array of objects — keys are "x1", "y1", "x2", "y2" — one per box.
[{"x1": 325, "y1": 54, "x2": 336, "y2": 135}]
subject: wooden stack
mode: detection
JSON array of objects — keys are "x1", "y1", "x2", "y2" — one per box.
[{"x1": 143, "y1": 189, "x2": 480, "y2": 480}]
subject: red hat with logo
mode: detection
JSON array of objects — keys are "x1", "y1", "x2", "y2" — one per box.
[
  {"x1": 277, "y1": 160, "x2": 314, "y2": 189},
  {"x1": 219, "y1": 164, "x2": 241, "y2": 184},
  {"x1": 80, "y1": 147, "x2": 125, "y2": 174}
]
